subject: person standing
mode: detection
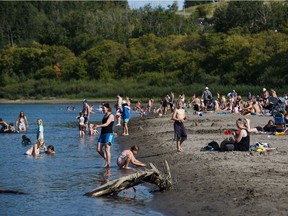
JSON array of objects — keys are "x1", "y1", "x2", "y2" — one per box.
[
  {"x1": 122, "y1": 101, "x2": 131, "y2": 135},
  {"x1": 115, "y1": 94, "x2": 123, "y2": 126},
  {"x1": 36, "y1": 118, "x2": 44, "y2": 141},
  {"x1": 16, "y1": 111, "x2": 29, "y2": 131},
  {"x1": 171, "y1": 100, "x2": 187, "y2": 152},
  {"x1": 82, "y1": 99, "x2": 91, "y2": 131},
  {"x1": 148, "y1": 98, "x2": 154, "y2": 113},
  {"x1": 76, "y1": 111, "x2": 85, "y2": 137},
  {"x1": 96, "y1": 103, "x2": 115, "y2": 168},
  {"x1": 202, "y1": 87, "x2": 212, "y2": 108}
]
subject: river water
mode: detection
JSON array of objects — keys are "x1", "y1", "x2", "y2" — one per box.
[{"x1": 0, "y1": 103, "x2": 163, "y2": 216}]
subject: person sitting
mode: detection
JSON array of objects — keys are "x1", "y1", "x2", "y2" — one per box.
[
  {"x1": 221, "y1": 118, "x2": 250, "y2": 151},
  {"x1": 117, "y1": 145, "x2": 146, "y2": 169},
  {"x1": 21, "y1": 135, "x2": 32, "y2": 146},
  {"x1": 45, "y1": 145, "x2": 55, "y2": 155},
  {"x1": 263, "y1": 120, "x2": 274, "y2": 132}
]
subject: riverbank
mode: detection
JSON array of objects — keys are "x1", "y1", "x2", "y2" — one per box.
[
  {"x1": 0, "y1": 98, "x2": 116, "y2": 104},
  {"x1": 117, "y1": 112, "x2": 288, "y2": 216}
]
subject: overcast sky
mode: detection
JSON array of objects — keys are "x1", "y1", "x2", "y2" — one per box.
[{"x1": 128, "y1": 0, "x2": 185, "y2": 10}]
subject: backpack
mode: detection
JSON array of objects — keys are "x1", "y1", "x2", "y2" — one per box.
[{"x1": 207, "y1": 141, "x2": 220, "y2": 151}]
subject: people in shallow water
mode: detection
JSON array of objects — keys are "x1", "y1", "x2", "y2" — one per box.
[
  {"x1": 21, "y1": 135, "x2": 32, "y2": 146},
  {"x1": 0, "y1": 118, "x2": 8, "y2": 132},
  {"x1": 25, "y1": 139, "x2": 46, "y2": 156},
  {"x1": 16, "y1": 111, "x2": 29, "y2": 131},
  {"x1": 4, "y1": 123, "x2": 18, "y2": 133},
  {"x1": 95, "y1": 103, "x2": 115, "y2": 168},
  {"x1": 45, "y1": 145, "x2": 55, "y2": 155}
]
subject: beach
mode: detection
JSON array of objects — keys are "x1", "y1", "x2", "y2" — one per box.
[
  {"x1": 1, "y1": 99, "x2": 287, "y2": 215},
  {"x1": 116, "y1": 112, "x2": 288, "y2": 216}
]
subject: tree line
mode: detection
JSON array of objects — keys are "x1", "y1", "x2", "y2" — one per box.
[{"x1": 0, "y1": 1, "x2": 287, "y2": 99}]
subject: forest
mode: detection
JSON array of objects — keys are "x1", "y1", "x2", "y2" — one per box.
[{"x1": 0, "y1": 1, "x2": 288, "y2": 100}]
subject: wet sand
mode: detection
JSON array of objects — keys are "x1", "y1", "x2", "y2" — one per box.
[{"x1": 116, "y1": 112, "x2": 288, "y2": 216}]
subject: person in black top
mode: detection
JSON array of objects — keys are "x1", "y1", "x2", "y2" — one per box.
[
  {"x1": 96, "y1": 103, "x2": 115, "y2": 168},
  {"x1": 232, "y1": 118, "x2": 250, "y2": 151}
]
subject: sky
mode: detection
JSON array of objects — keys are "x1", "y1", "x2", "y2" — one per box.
[{"x1": 128, "y1": 0, "x2": 185, "y2": 10}]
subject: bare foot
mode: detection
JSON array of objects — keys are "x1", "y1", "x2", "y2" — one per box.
[
  {"x1": 116, "y1": 124, "x2": 121, "y2": 126},
  {"x1": 103, "y1": 162, "x2": 110, "y2": 168},
  {"x1": 177, "y1": 148, "x2": 183, "y2": 152}
]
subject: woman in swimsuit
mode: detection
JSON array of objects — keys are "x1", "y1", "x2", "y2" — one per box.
[
  {"x1": 117, "y1": 145, "x2": 146, "y2": 169},
  {"x1": 96, "y1": 103, "x2": 115, "y2": 168},
  {"x1": 16, "y1": 111, "x2": 29, "y2": 131}
]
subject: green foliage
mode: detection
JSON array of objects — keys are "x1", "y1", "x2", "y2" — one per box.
[{"x1": 0, "y1": 1, "x2": 288, "y2": 100}]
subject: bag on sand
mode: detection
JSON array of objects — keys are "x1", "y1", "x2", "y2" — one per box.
[
  {"x1": 207, "y1": 141, "x2": 220, "y2": 151},
  {"x1": 200, "y1": 141, "x2": 220, "y2": 151}
]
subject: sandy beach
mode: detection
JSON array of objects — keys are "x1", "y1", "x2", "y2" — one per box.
[
  {"x1": 2, "y1": 99, "x2": 287, "y2": 215},
  {"x1": 116, "y1": 112, "x2": 288, "y2": 216}
]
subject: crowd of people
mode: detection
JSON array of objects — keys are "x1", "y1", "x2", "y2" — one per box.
[{"x1": 2, "y1": 87, "x2": 287, "y2": 168}]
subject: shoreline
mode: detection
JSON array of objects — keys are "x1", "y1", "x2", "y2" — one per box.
[
  {"x1": 0, "y1": 98, "x2": 116, "y2": 104},
  {"x1": 118, "y1": 112, "x2": 288, "y2": 215}
]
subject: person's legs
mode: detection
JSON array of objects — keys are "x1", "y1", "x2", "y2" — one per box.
[
  {"x1": 123, "y1": 122, "x2": 129, "y2": 135},
  {"x1": 123, "y1": 154, "x2": 132, "y2": 169},
  {"x1": 176, "y1": 140, "x2": 183, "y2": 152},
  {"x1": 105, "y1": 144, "x2": 111, "y2": 167},
  {"x1": 97, "y1": 143, "x2": 107, "y2": 165}
]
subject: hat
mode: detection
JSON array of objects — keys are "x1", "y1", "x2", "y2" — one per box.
[
  {"x1": 102, "y1": 103, "x2": 110, "y2": 109},
  {"x1": 263, "y1": 88, "x2": 266, "y2": 92},
  {"x1": 82, "y1": 99, "x2": 88, "y2": 103},
  {"x1": 205, "y1": 87, "x2": 209, "y2": 90},
  {"x1": 122, "y1": 100, "x2": 127, "y2": 105}
]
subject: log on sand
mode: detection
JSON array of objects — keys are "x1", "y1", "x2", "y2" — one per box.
[{"x1": 85, "y1": 161, "x2": 172, "y2": 197}]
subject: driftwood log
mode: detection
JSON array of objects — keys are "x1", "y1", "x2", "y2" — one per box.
[{"x1": 85, "y1": 160, "x2": 172, "y2": 197}]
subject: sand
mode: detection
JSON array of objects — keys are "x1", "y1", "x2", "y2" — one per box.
[{"x1": 116, "y1": 112, "x2": 288, "y2": 216}]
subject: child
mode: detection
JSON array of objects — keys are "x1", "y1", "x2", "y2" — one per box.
[
  {"x1": 117, "y1": 145, "x2": 146, "y2": 169},
  {"x1": 171, "y1": 100, "x2": 187, "y2": 152},
  {"x1": 36, "y1": 119, "x2": 44, "y2": 141},
  {"x1": 21, "y1": 135, "x2": 32, "y2": 146},
  {"x1": 76, "y1": 112, "x2": 85, "y2": 137},
  {"x1": 122, "y1": 101, "x2": 131, "y2": 136},
  {"x1": 89, "y1": 123, "x2": 98, "y2": 135},
  {"x1": 45, "y1": 145, "x2": 55, "y2": 155}
]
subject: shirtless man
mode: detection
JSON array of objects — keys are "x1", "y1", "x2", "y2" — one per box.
[
  {"x1": 171, "y1": 100, "x2": 187, "y2": 152},
  {"x1": 192, "y1": 95, "x2": 201, "y2": 114},
  {"x1": 82, "y1": 99, "x2": 91, "y2": 131}
]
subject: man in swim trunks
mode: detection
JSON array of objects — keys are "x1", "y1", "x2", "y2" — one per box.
[
  {"x1": 171, "y1": 100, "x2": 187, "y2": 152},
  {"x1": 117, "y1": 145, "x2": 146, "y2": 169}
]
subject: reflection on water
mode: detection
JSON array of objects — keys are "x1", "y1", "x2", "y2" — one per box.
[{"x1": 0, "y1": 104, "x2": 163, "y2": 216}]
